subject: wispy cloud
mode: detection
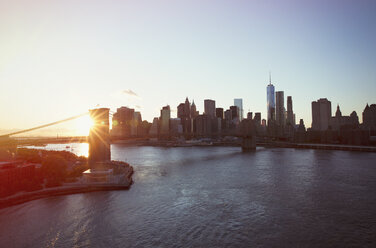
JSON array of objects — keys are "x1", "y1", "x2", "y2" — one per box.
[{"x1": 122, "y1": 89, "x2": 138, "y2": 97}]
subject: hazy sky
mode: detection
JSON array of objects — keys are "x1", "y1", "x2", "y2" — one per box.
[{"x1": 1, "y1": 0, "x2": 375, "y2": 135}]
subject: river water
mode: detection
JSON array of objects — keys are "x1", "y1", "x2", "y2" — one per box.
[{"x1": 1, "y1": 144, "x2": 376, "y2": 247}]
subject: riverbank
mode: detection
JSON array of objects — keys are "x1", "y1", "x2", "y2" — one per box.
[
  {"x1": 0, "y1": 182, "x2": 132, "y2": 209},
  {"x1": 0, "y1": 160, "x2": 133, "y2": 209},
  {"x1": 114, "y1": 139, "x2": 376, "y2": 152}
]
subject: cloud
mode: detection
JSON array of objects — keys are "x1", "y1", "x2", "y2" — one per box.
[{"x1": 122, "y1": 89, "x2": 138, "y2": 97}]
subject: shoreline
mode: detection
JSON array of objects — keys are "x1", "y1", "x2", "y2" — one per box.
[
  {"x1": 0, "y1": 182, "x2": 132, "y2": 209},
  {"x1": 113, "y1": 140, "x2": 376, "y2": 152}
]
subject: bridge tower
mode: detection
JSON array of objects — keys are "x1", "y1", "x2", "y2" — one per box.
[
  {"x1": 239, "y1": 119, "x2": 256, "y2": 151},
  {"x1": 88, "y1": 108, "x2": 111, "y2": 170}
]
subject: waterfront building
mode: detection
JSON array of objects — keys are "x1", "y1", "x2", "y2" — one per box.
[
  {"x1": 204, "y1": 99, "x2": 216, "y2": 118},
  {"x1": 234, "y1": 98, "x2": 243, "y2": 121},
  {"x1": 111, "y1": 106, "x2": 135, "y2": 138},
  {"x1": 170, "y1": 118, "x2": 183, "y2": 136},
  {"x1": 195, "y1": 114, "x2": 212, "y2": 136},
  {"x1": 159, "y1": 105, "x2": 170, "y2": 135},
  {"x1": 311, "y1": 98, "x2": 332, "y2": 131},
  {"x1": 329, "y1": 105, "x2": 359, "y2": 130},
  {"x1": 275, "y1": 91, "x2": 285, "y2": 127},
  {"x1": 267, "y1": 75, "x2": 276, "y2": 123},
  {"x1": 362, "y1": 104, "x2": 376, "y2": 130}
]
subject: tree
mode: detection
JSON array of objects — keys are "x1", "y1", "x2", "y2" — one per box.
[{"x1": 41, "y1": 155, "x2": 68, "y2": 187}]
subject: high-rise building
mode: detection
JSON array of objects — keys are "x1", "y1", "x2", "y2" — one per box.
[
  {"x1": 216, "y1": 108, "x2": 224, "y2": 119},
  {"x1": 177, "y1": 97, "x2": 192, "y2": 134},
  {"x1": 275, "y1": 91, "x2": 285, "y2": 127},
  {"x1": 149, "y1": 117, "x2": 159, "y2": 136},
  {"x1": 311, "y1": 98, "x2": 332, "y2": 131},
  {"x1": 286, "y1": 96, "x2": 294, "y2": 126},
  {"x1": 247, "y1": 112, "x2": 253, "y2": 120},
  {"x1": 191, "y1": 100, "x2": 198, "y2": 118},
  {"x1": 111, "y1": 106, "x2": 135, "y2": 137},
  {"x1": 234, "y1": 99, "x2": 243, "y2": 121},
  {"x1": 204, "y1": 99, "x2": 216, "y2": 117},
  {"x1": 266, "y1": 74, "x2": 275, "y2": 123},
  {"x1": 160, "y1": 105, "x2": 170, "y2": 135},
  {"x1": 254, "y1": 112, "x2": 261, "y2": 125},
  {"x1": 362, "y1": 104, "x2": 376, "y2": 130},
  {"x1": 177, "y1": 103, "x2": 185, "y2": 119}
]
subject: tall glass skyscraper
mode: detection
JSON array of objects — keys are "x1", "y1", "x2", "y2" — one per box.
[
  {"x1": 266, "y1": 75, "x2": 275, "y2": 122},
  {"x1": 234, "y1": 98, "x2": 243, "y2": 121}
]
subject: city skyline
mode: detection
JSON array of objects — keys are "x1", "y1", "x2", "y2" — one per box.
[{"x1": 1, "y1": 0, "x2": 376, "y2": 135}]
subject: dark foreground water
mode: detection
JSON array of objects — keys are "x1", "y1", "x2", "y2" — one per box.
[{"x1": 1, "y1": 145, "x2": 376, "y2": 247}]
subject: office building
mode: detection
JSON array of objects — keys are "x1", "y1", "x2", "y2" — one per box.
[
  {"x1": 204, "y1": 99, "x2": 216, "y2": 117},
  {"x1": 266, "y1": 75, "x2": 276, "y2": 123},
  {"x1": 160, "y1": 105, "x2": 170, "y2": 135},
  {"x1": 216, "y1": 108, "x2": 224, "y2": 119},
  {"x1": 286, "y1": 96, "x2": 294, "y2": 126},
  {"x1": 234, "y1": 98, "x2": 243, "y2": 121},
  {"x1": 311, "y1": 98, "x2": 332, "y2": 131},
  {"x1": 275, "y1": 91, "x2": 285, "y2": 127}
]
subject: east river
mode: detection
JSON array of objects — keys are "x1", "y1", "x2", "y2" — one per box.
[{"x1": 1, "y1": 144, "x2": 376, "y2": 247}]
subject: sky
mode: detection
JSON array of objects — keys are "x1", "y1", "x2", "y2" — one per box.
[{"x1": 1, "y1": 0, "x2": 375, "y2": 136}]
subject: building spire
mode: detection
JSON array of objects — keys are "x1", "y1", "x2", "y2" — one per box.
[{"x1": 269, "y1": 71, "x2": 272, "y2": 85}]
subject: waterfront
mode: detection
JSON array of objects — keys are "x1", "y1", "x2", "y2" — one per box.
[{"x1": 1, "y1": 145, "x2": 376, "y2": 247}]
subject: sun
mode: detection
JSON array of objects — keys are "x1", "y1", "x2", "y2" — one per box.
[{"x1": 75, "y1": 115, "x2": 94, "y2": 136}]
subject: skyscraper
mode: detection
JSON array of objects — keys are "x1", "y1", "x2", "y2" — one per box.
[
  {"x1": 160, "y1": 105, "x2": 170, "y2": 135},
  {"x1": 216, "y1": 108, "x2": 224, "y2": 119},
  {"x1": 311, "y1": 98, "x2": 332, "y2": 131},
  {"x1": 234, "y1": 98, "x2": 243, "y2": 121},
  {"x1": 275, "y1": 91, "x2": 285, "y2": 127},
  {"x1": 266, "y1": 74, "x2": 275, "y2": 123},
  {"x1": 286, "y1": 96, "x2": 294, "y2": 126},
  {"x1": 204, "y1": 99, "x2": 216, "y2": 118},
  {"x1": 191, "y1": 100, "x2": 198, "y2": 118}
]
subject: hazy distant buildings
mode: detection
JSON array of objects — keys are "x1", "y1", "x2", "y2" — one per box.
[
  {"x1": 204, "y1": 99, "x2": 216, "y2": 117},
  {"x1": 149, "y1": 118, "x2": 159, "y2": 136},
  {"x1": 234, "y1": 99, "x2": 243, "y2": 121},
  {"x1": 247, "y1": 112, "x2": 253, "y2": 120},
  {"x1": 111, "y1": 106, "x2": 135, "y2": 137},
  {"x1": 266, "y1": 77, "x2": 276, "y2": 123},
  {"x1": 160, "y1": 105, "x2": 170, "y2": 135},
  {"x1": 312, "y1": 98, "x2": 332, "y2": 131}
]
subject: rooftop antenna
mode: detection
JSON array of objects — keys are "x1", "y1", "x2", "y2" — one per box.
[{"x1": 269, "y1": 71, "x2": 272, "y2": 84}]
